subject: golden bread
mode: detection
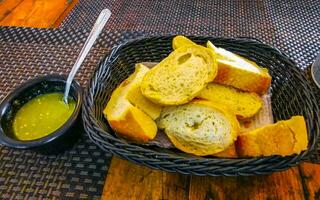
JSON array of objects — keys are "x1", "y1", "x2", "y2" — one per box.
[
  {"x1": 126, "y1": 64, "x2": 162, "y2": 120},
  {"x1": 212, "y1": 144, "x2": 238, "y2": 158},
  {"x1": 207, "y1": 41, "x2": 272, "y2": 95},
  {"x1": 198, "y1": 83, "x2": 263, "y2": 119},
  {"x1": 157, "y1": 100, "x2": 240, "y2": 156},
  {"x1": 104, "y1": 64, "x2": 161, "y2": 142},
  {"x1": 171, "y1": 36, "x2": 272, "y2": 95},
  {"x1": 172, "y1": 35, "x2": 196, "y2": 49},
  {"x1": 236, "y1": 116, "x2": 308, "y2": 157},
  {"x1": 141, "y1": 45, "x2": 218, "y2": 105},
  {"x1": 104, "y1": 36, "x2": 305, "y2": 158},
  {"x1": 106, "y1": 105, "x2": 157, "y2": 142}
]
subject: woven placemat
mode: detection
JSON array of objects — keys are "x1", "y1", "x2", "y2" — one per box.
[
  {"x1": 62, "y1": 0, "x2": 319, "y2": 68},
  {"x1": 0, "y1": 27, "x2": 146, "y2": 199}
]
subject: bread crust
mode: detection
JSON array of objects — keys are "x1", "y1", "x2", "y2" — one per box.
[
  {"x1": 214, "y1": 60, "x2": 272, "y2": 95},
  {"x1": 212, "y1": 144, "x2": 238, "y2": 158},
  {"x1": 108, "y1": 105, "x2": 157, "y2": 143},
  {"x1": 172, "y1": 35, "x2": 195, "y2": 49},
  {"x1": 236, "y1": 116, "x2": 308, "y2": 157},
  {"x1": 104, "y1": 64, "x2": 159, "y2": 142}
]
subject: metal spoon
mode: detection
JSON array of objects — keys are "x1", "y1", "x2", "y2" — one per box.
[
  {"x1": 63, "y1": 9, "x2": 112, "y2": 104},
  {"x1": 311, "y1": 54, "x2": 320, "y2": 89}
]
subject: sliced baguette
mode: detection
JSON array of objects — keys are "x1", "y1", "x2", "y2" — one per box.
[
  {"x1": 141, "y1": 45, "x2": 218, "y2": 105},
  {"x1": 126, "y1": 65, "x2": 162, "y2": 120},
  {"x1": 198, "y1": 83, "x2": 263, "y2": 119},
  {"x1": 207, "y1": 41, "x2": 272, "y2": 95},
  {"x1": 236, "y1": 116, "x2": 308, "y2": 157},
  {"x1": 157, "y1": 100, "x2": 240, "y2": 156},
  {"x1": 171, "y1": 36, "x2": 272, "y2": 95},
  {"x1": 104, "y1": 64, "x2": 161, "y2": 142}
]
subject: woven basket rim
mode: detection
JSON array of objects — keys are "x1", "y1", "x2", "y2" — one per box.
[{"x1": 82, "y1": 35, "x2": 320, "y2": 176}]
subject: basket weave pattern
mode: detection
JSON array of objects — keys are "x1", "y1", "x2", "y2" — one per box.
[{"x1": 83, "y1": 36, "x2": 319, "y2": 176}]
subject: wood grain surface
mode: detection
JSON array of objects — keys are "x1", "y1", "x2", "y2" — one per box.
[
  {"x1": 299, "y1": 163, "x2": 320, "y2": 200},
  {"x1": 0, "y1": 0, "x2": 77, "y2": 28},
  {"x1": 189, "y1": 167, "x2": 304, "y2": 200},
  {"x1": 0, "y1": 0, "x2": 24, "y2": 21},
  {"x1": 101, "y1": 157, "x2": 190, "y2": 200},
  {"x1": 103, "y1": 157, "x2": 320, "y2": 200}
]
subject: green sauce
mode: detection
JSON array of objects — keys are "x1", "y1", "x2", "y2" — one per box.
[{"x1": 13, "y1": 93, "x2": 76, "y2": 141}]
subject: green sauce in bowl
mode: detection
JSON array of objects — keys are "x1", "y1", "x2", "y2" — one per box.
[{"x1": 13, "y1": 93, "x2": 76, "y2": 141}]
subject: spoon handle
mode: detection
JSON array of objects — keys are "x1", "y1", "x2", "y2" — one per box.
[
  {"x1": 64, "y1": 9, "x2": 112, "y2": 103},
  {"x1": 311, "y1": 54, "x2": 320, "y2": 89}
]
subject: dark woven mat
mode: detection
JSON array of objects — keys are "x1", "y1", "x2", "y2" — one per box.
[
  {"x1": 62, "y1": 0, "x2": 319, "y2": 68},
  {"x1": 0, "y1": 28, "x2": 145, "y2": 199}
]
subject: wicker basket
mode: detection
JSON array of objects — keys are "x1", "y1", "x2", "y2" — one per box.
[{"x1": 82, "y1": 36, "x2": 320, "y2": 176}]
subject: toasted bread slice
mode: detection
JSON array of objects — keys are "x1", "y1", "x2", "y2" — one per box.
[
  {"x1": 207, "y1": 41, "x2": 272, "y2": 95},
  {"x1": 157, "y1": 100, "x2": 240, "y2": 156},
  {"x1": 104, "y1": 64, "x2": 161, "y2": 142},
  {"x1": 236, "y1": 116, "x2": 308, "y2": 157},
  {"x1": 198, "y1": 83, "x2": 263, "y2": 119},
  {"x1": 141, "y1": 45, "x2": 218, "y2": 105}
]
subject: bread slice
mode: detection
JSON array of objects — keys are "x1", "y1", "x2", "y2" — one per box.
[
  {"x1": 198, "y1": 83, "x2": 263, "y2": 119},
  {"x1": 236, "y1": 116, "x2": 308, "y2": 157},
  {"x1": 157, "y1": 100, "x2": 240, "y2": 156},
  {"x1": 171, "y1": 36, "x2": 272, "y2": 95},
  {"x1": 104, "y1": 64, "x2": 161, "y2": 142},
  {"x1": 126, "y1": 64, "x2": 162, "y2": 120},
  {"x1": 207, "y1": 41, "x2": 272, "y2": 95},
  {"x1": 141, "y1": 45, "x2": 218, "y2": 105},
  {"x1": 172, "y1": 35, "x2": 196, "y2": 49},
  {"x1": 212, "y1": 144, "x2": 238, "y2": 158}
]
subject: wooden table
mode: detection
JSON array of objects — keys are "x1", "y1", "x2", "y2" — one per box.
[
  {"x1": 101, "y1": 157, "x2": 320, "y2": 200},
  {"x1": 0, "y1": 0, "x2": 78, "y2": 28}
]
